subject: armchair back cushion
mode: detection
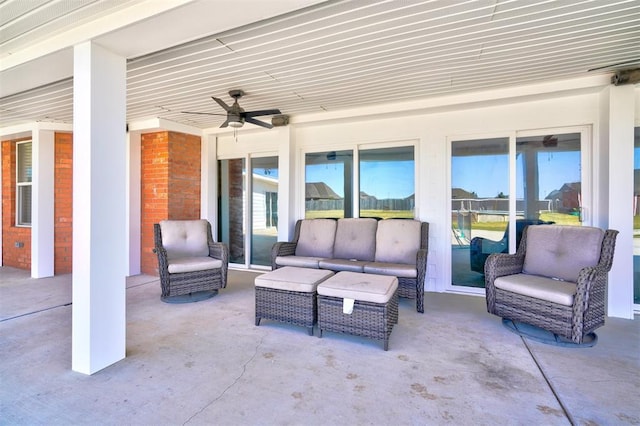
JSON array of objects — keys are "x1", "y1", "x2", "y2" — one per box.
[
  {"x1": 375, "y1": 219, "x2": 422, "y2": 264},
  {"x1": 522, "y1": 225, "x2": 605, "y2": 282},
  {"x1": 295, "y1": 219, "x2": 337, "y2": 258},
  {"x1": 159, "y1": 219, "x2": 209, "y2": 260},
  {"x1": 333, "y1": 218, "x2": 378, "y2": 261}
]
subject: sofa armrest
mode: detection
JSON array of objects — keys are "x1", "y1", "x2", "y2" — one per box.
[
  {"x1": 484, "y1": 252, "x2": 524, "y2": 313},
  {"x1": 271, "y1": 241, "x2": 297, "y2": 269}
]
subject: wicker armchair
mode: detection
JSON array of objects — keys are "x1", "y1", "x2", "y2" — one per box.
[
  {"x1": 485, "y1": 224, "x2": 618, "y2": 344},
  {"x1": 154, "y1": 219, "x2": 228, "y2": 303}
]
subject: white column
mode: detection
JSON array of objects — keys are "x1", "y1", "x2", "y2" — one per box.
[
  {"x1": 31, "y1": 129, "x2": 55, "y2": 278},
  {"x1": 600, "y1": 85, "x2": 635, "y2": 319},
  {"x1": 127, "y1": 132, "x2": 141, "y2": 276},
  {"x1": 72, "y1": 41, "x2": 127, "y2": 374},
  {"x1": 277, "y1": 127, "x2": 294, "y2": 240},
  {"x1": 201, "y1": 133, "x2": 218, "y2": 238}
]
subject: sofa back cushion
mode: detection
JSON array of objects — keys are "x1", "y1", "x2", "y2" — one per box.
[
  {"x1": 523, "y1": 225, "x2": 604, "y2": 282},
  {"x1": 295, "y1": 219, "x2": 337, "y2": 258},
  {"x1": 333, "y1": 218, "x2": 378, "y2": 261},
  {"x1": 160, "y1": 219, "x2": 209, "y2": 260},
  {"x1": 375, "y1": 219, "x2": 422, "y2": 264}
]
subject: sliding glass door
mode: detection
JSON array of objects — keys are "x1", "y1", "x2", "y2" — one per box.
[{"x1": 451, "y1": 130, "x2": 586, "y2": 289}]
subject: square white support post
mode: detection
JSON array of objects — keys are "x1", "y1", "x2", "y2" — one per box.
[
  {"x1": 127, "y1": 132, "x2": 141, "y2": 276},
  {"x1": 31, "y1": 129, "x2": 55, "y2": 278},
  {"x1": 72, "y1": 42, "x2": 127, "y2": 374},
  {"x1": 201, "y1": 133, "x2": 218, "y2": 238}
]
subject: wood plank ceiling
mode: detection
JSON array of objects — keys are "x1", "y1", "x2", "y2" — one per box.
[{"x1": 1, "y1": 0, "x2": 639, "y2": 129}]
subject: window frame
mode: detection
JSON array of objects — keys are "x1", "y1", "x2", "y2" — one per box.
[{"x1": 16, "y1": 140, "x2": 33, "y2": 227}]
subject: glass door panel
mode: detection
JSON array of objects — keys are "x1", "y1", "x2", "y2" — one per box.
[
  {"x1": 451, "y1": 137, "x2": 509, "y2": 288},
  {"x1": 305, "y1": 150, "x2": 353, "y2": 218},
  {"x1": 359, "y1": 146, "x2": 415, "y2": 219},
  {"x1": 251, "y1": 156, "x2": 278, "y2": 267},
  {"x1": 516, "y1": 133, "x2": 582, "y2": 228},
  {"x1": 634, "y1": 127, "x2": 640, "y2": 306},
  {"x1": 219, "y1": 158, "x2": 246, "y2": 265}
]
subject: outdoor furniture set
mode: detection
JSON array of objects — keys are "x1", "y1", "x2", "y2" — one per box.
[{"x1": 256, "y1": 217, "x2": 428, "y2": 349}]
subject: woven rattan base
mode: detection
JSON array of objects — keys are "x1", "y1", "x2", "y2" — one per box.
[
  {"x1": 255, "y1": 287, "x2": 317, "y2": 336},
  {"x1": 317, "y1": 290, "x2": 398, "y2": 350},
  {"x1": 161, "y1": 290, "x2": 217, "y2": 304}
]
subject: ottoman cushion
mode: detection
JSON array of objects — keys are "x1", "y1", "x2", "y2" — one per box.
[
  {"x1": 317, "y1": 271, "x2": 398, "y2": 304},
  {"x1": 255, "y1": 266, "x2": 334, "y2": 293}
]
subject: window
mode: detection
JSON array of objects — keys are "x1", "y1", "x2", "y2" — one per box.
[
  {"x1": 16, "y1": 141, "x2": 32, "y2": 227},
  {"x1": 304, "y1": 145, "x2": 415, "y2": 219}
]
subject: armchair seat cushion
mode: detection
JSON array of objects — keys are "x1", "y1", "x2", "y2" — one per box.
[
  {"x1": 364, "y1": 262, "x2": 417, "y2": 278},
  {"x1": 494, "y1": 273, "x2": 577, "y2": 306},
  {"x1": 168, "y1": 257, "x2": 223, "y2": 274}
]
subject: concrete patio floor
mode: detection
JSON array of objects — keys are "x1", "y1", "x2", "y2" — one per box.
[{"x1": 1, "y1": 266, "x2": 638, "y2": 425}]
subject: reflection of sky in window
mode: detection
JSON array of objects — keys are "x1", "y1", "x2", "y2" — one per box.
[
  {"x1": 453, "y1": 151, "x2": 580, "y2": 199},
  {"x1": 306, "y1": 161, "x2": 414, "y2": 199}
]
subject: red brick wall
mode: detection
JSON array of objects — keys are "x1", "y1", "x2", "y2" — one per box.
[
  {"x1": 54, "y1": 133, "x2": 73, "y2": 274},
  {"x1": 140, "y1": 131, "x2": 201, "y2": 275},
  {"x1": 2, "y1": 138, "x2": 32, "y2": 269}
]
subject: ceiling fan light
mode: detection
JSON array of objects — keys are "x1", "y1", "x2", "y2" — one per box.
[{"x1": 228, "y1": 119, "x2": 243, "y2": 128}]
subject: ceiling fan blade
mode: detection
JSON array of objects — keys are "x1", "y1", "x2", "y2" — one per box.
[
  {"x1": 244, "y1": 109, "x2": 281, "y2": 118},
  {"x1": 212, "y1": 96, "x2": 231, "y2": 112},
  {"x1": 220, "y1": 119, "x2": 230, "y2": 128},
  {"x1": 245, "y1": 116, "x2": 273, "y2": 129},
  {"x1": 181, "y1": 111, "x2": 227, "y2": 116}
]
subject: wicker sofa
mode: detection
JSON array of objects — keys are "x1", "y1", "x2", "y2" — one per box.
[{"x1": 271, "y1": 218, "x2": 429, "y2": 313}]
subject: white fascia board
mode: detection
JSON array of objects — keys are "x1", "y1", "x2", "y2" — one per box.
[
  {"x1": 128, "y1": 117, "x2": 202, "y2": 136},
  {"x1": 0, "y1": 0, "x2": 194, "y2": 72},
  {"x1": 290, "y1": 74, "x2": 614, "y2": 125},
  {"x1": 0, "y1": 122, "x2": 72, "y2": 139}
]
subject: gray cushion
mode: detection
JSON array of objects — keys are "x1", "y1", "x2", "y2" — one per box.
[
  {"x1": 523, "y1": 225, "x2": 604, "y2": 282},
  {"x1": 333, "y1": 218, "x2": 378, "y2": 261},
  {"x1": 295, "y1": 219, "x2": 337, "y2": 258},
  {"x1": 375, "y1": 219, "x2": 421, "y2": 264},
  {"x1": 364, "y1": 262, "x2": 416, "y2": 278},
  {"x1": 160, "y1": 219, "x2": 209, "y2": 260},
  {"x1": 494, "y1": 273, "x2": 577, "y2": 306}
]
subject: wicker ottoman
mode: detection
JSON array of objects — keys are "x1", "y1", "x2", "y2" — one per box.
[
  {"x1": 255, "y1": 267, "x2": 334, "y2": 335},
  {"x1": 317, "y1": 271, "x2": 399, "y2": 350}
]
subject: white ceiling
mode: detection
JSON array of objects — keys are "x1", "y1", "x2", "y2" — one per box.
[{"x1": 1, "y1": 0, "x2": 639, "y2": 131}]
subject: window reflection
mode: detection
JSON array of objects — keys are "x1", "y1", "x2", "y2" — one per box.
[
  {"x1": 305, "y1": 150, "x2": 353, "y2": 218},
  {"x1": 251, "y1": 156, "x2": 278, "y2": 267}
]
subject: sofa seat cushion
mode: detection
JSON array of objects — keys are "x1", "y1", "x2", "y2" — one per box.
[
  {"x1": 160, "y1": 219, "x2": 209, "y2": 259},
  {"x1": 523, "y1": 225, "x2": 604, "y2": 282},
  {"x1": 295, "y1": 219, "x2": 337, "y2": 258},
  {"x1": 333, "y1": 218, "x2": 378, "y2": 261},
  {"x1": 168, "y1": 257, "x2": 223, "y2": 274},
  {"x1": 494, "y1": 273, "x2": 577, "y2": 306},
  {"x1": 375, "y1": 219, "x2": 422, "y2": 264},
  {"x1": 275, "y1": 255, "x2": 323, "y2": 269},
  {"x1": 255, "y1": 266, "x2": 334, "y2": 292},
  {"x1": 317, "y1": 271, "x2": 398, "y2": 304},
  {"x1": 364, "y1": 262, "x2": 416, "y2": 278},
  {"x1": 319, "y1": 258, "x2": 367, "y2": 273}
]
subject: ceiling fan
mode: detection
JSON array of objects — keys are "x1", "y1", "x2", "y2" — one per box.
[{"x1": 182, "y1": 90, "x2": 281, "y2": 129}]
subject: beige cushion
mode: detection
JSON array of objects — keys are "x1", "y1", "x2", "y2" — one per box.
[
  {"x1": 364, "y1": 262, "x2": 416, "y2": 278},
  {"x1": 168, "y1": 257, "x2": 222, "y2": 274},
  {"x1": 375, "y1": 219, "x2": 422, "y2": 264},
  {"x1": 523, "y1": 225, "x2": 604, "y2": 282},
  {"x1": 160, "y1": 219, "x2": 209, "y2": 260},
  {"x1": 333, "y1": 218, "x2": 378, "y2": 261},
  {"x1": 255, "y1": 267, "x2": 334, "y2": 292},
  {"x1": 317, "y1": 271, "x2": 398, "y2": 304},
  {"x1": 494, "y1": 273, "x2": 577, "y2": 306},
  {"x1": 295, "y1": 219, "x2": 337, "y2": 258}
]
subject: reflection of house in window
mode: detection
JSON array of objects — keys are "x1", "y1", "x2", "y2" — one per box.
[
  {"x1": 546, "y1": 182, "x2": 581, "y2": 213},
  {"x1": 252, "y1": 173, "x2": 278, "y2": 230}
]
